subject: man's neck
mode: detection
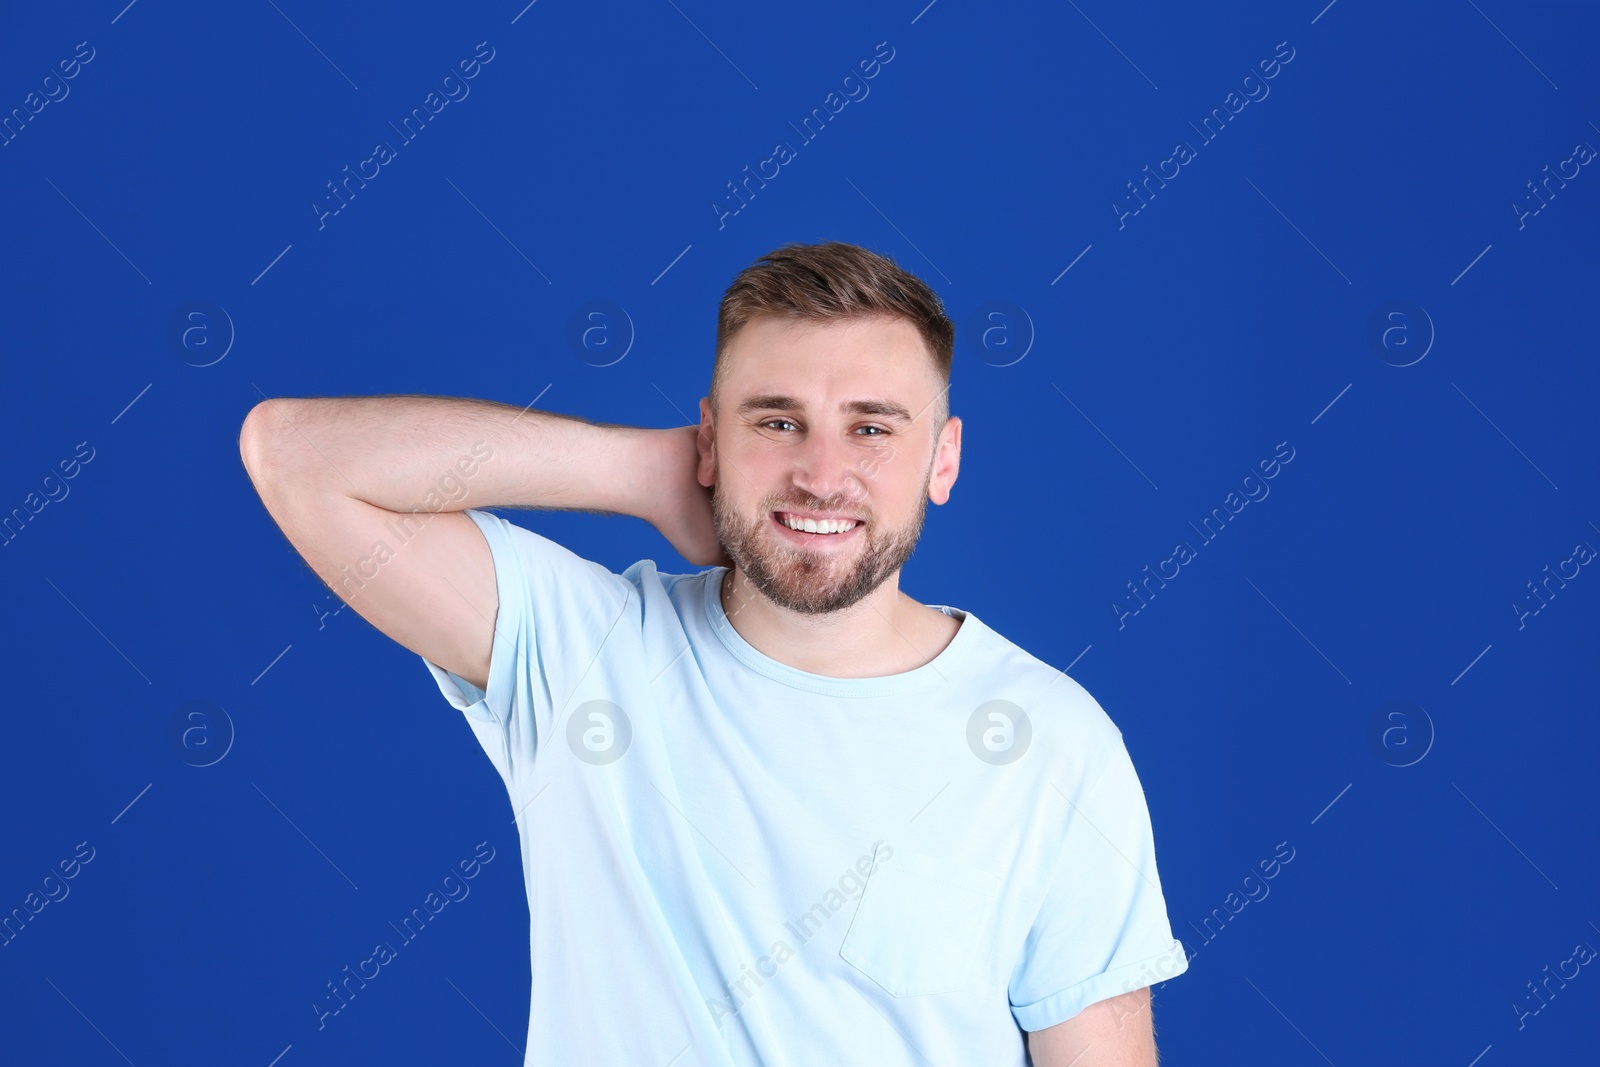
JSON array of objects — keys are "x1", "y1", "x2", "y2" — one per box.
[{"x1": 719, "y1": 567, "x2": 961, "y2": 679}]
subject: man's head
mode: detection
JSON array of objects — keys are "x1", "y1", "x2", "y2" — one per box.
[
  {"x1": 707, "y1": 241, "x2": 954, "y2": 428},
  {"x1": 697, "y1": 241, "x2": 961, "y2": 616}
]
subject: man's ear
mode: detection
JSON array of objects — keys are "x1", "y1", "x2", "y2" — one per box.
[
  {"x1": 696, "y1": 397, "x2": 716, "y2": 489},
  {"x1": 928, "y1": 414, "x2": 961, "y2": 505}
]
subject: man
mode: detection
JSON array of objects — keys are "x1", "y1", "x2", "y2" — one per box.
[{"x1": 239, "y1": 241, "x2": 1188, "y2": 1065}]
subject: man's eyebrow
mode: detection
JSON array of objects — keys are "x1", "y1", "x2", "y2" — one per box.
[{"x1": 735, "y1": 394, "x2": 915, "y2": 423}]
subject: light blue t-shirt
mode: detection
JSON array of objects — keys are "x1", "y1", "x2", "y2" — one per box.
[{"x1": 420, "y1": 508, "x2": 1187, "y2": 1065}]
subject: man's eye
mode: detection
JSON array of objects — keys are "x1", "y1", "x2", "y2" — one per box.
[{"x1": 758, "y1": 420, "x2": 887, "y2": 435}]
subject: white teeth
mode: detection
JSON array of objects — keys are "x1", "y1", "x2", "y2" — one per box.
[{"x1": 780, "y1": 514, "x2": 859, "y2": 535}]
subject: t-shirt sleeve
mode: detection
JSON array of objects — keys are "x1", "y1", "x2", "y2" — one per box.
[
  {"x1": 1009, "y1": 735, "x2": 1189, "y2": 1031},
  {"x1": 417, "y1": 507, "x2": 634, "y2": 787}
]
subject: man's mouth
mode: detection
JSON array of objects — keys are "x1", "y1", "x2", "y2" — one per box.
[{"x1": 771, "y1": 510, "x2": 862, "y2": 536}]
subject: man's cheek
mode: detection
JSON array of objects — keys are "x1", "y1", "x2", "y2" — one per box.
[{"x1": 859, "y1": 443, "x2": 897, "y2": 479}]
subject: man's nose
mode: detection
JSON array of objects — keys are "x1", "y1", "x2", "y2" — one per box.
[{"x1": 792, "y1": 429, "x2": 868, "y2": 507}]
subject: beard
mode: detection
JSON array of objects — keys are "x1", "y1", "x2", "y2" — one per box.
[{"x1": 711, "y1": 466, "x2": 931, "y2": 616}]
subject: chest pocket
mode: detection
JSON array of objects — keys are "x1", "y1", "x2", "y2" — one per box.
[{"x1": 839, "y1": 844, "x2": 1004, "y2": 997}]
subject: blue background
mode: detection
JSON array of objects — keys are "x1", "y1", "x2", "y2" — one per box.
[{"x1": 2, "y1": 0, "x2": 1596, "y2": 1063}]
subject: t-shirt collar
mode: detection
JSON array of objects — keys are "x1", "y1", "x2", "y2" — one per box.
[{"x1": 701, "y1": 566, "x2": 979, "y2": 697}]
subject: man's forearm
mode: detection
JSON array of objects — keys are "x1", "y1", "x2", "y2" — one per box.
[{"x1": 240, "y1": 394, "x2": 661, "y2": 520}]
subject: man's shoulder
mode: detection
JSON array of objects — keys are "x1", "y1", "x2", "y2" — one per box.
[{"x1": 957, "y1": 611, "x2": 1127, "y2": 752}]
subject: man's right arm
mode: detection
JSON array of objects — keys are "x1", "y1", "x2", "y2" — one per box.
[{"x1": 237, "y1": 395, "x2": 715, "y2": 692}]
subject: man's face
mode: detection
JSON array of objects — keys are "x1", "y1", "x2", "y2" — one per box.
[{"x1": 697, "y1": 313, "x2": 960, "y2": 616}]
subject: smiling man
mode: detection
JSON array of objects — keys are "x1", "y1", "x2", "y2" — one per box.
[
  {"x1": 239, "y1": 241, "x2": 1187, "y2": 1065},
  {"x1": 703, "y1": 310, "x2": 960, "y2": 675}
]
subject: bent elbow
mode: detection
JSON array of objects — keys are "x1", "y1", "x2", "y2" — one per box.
[{"x1": 239, "y1": 398, "x2": 299, "y2": 478}]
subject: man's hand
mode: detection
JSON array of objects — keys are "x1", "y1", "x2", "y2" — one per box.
[
  {"x1": 1027, "y1": 987, "x2": 1158, "y2": 1067},
  {"x1": 643, "y1": 425, "x2": 733, "y2": 569}
]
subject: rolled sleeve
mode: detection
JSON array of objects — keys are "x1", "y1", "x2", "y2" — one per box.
[{"x1": 1010, "y1": 738, "x2": 1189, "y2": 1031}]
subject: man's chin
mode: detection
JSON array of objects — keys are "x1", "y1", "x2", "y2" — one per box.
[
  {"x1": 760, "y1": 581, "x2": 868, "y2": 616},
  {"x1": 772, "y1": 555, "x2": 896, "y2": 611}
]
